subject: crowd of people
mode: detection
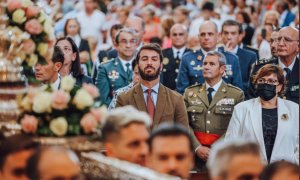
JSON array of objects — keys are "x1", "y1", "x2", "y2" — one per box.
[{"x1": 1, "y1": 0, "x2": 299, "y2": 179}]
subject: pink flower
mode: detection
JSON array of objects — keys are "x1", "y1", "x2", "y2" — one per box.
[
  {"x1": 82, "y1": 83, "x2": 100, "y2": 98},
  {"x1": 21, "y1": 115, "x2": 38, "y2": 133},
  {"x1": 51, "y1": 90, "x2": 70, "y2": 110},
  {"x1": 26, "y1": 6, "x2": 40, "y2": 19},
  {"x1": 22, "y1": 39, "x2": 36, "y2": 54},
  {"x1": 25, "y1": 19, "x2": 43, "y2": 35},
  {"x1": 7, "y1": 0, "x2": 22, "y2": 13},
  {"x1": 80, "y1": 113, "x2": 98, "y2": 134},
  {"x1": 90, "y1": 107, "x2": 107, "y2": 123}
]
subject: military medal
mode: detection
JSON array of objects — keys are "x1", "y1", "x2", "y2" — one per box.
[
  {"x1": 225, "y1": 65, "x2": 232, "y2": 76},
  {"x1": 163, "y1": 57, "x2": 169, "y2": 65},
  {"x1": 190, "y1": 60, "x2": 195, "y2": 66},
  {"x1": 197, "y1": 55, "x2": 202, "y2": 61},
  {"x1": 188, "y1": 91, "x2": 194, "y2": 97},
  {"x1": 222, "y1": 87, "x2": 226, "y2": 93},
  {"x1": 193, "y1": 65, "x2": 202, "y2": 71},
  {"x1": 108, "y1": 70, "x2": 119, "y2": 81}
]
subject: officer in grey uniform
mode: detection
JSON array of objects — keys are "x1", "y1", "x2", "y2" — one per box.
[{"x1": 184, "y1": 51, "x2": 244, "y2": 171}]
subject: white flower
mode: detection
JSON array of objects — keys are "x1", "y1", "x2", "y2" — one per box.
[
  {"x1": 20, "y1": 96, "x2": 32, "y2": 111},
  {"x1": 32, "y1": 92, "x2": 52, "y2": 113},
  {"x1": 38, "y1": 11, "x2": 46, "y2": 23},
  {"x1": 43, "y1": 18, "x2": 53, "y2": 36},
  {"x1": 60, "y1": 76, "x2": 76, "y2": 92},
  {"x1": 37, "y1": 43, "x2": 48, "y2": 57},
  {"x1": 73, "y1": 89, "x2": 94, "y2": 110},
  {"x1": 12, "y1": 9, "x2": 26, "y2": 24},
  {"x1": 50, "y1": 117, "x2": 68, "y2": 136},
  {"x1": 26, "y1": 54, "x2": 38, "y2": 67}
]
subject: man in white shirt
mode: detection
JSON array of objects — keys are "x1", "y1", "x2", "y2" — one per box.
[{"x1": 34, "y1": 46, "x2": 64, "y2": 90}]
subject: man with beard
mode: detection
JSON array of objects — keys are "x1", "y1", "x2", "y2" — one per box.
[
  {"x1": 248, "y1": 26, "x2": 299, "y2": 104},
  {"x1": 116, "y1": 43, "x2": 189, "y2": 129},
  {"x1": 147, "y1": 123, "x2": 194, "y2": 179}
]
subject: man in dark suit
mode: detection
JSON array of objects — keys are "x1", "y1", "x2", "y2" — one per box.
[
  {"x1": 95, "y1": 28, "x2": 137, "y2": 106},
  {"x1": 176, "y1": 20, "x2": 243, "y2": 94},
  {"x1": 116, "y1": 43, "x2": 189, "y2": 129},
  {"x1": 249, "y1": 26, "x2": 299, "y2": 104},
  {"x1": 221, "y1": 20, "x2": 257, "y2": 98},
  {"x1": 162, "y1": 24, "x2": 190, "y2": 90}
]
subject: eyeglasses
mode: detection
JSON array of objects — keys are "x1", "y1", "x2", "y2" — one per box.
[
  {"x1": 277, "y1": 36, "x2": 299, "y2": 44},
  {"x1": 257, "y1": 78, "x2": 279, "y2": 85},
  {"x1": 172, "y1": 33, "x2": 184, "y2": 36}
]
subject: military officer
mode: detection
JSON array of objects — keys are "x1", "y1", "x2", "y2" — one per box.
[
  {"x1": 248, "y1": 27, "x2": 299, "y2": 104},
  {"x1": 221, "y1": 20, "x2": 257, "y2": 98},
  {"x1": 162, "y1": 24, "x2": 190, "y2": 90},
  {"x1": 95, "y1": 28, "x2": 137, "y2": 106},
  {"x1": 184, "y1": 51, "x2": 244, "y2": 170},
  {"x1": 176, "y1": 20, "x2": 243, "y2": 94}
]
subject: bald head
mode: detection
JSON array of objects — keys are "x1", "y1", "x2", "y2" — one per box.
[
  {"x1": 198, "y1": 21, "x2": 219, "y2": 51},
  {"x1": 170, "y1": 24, "x2": 188, "y2": 48},
  {"x1": 125, "y1": 16, "x2": 145, "y2": 45},
  {"x1": 199, "y1": 21, "x2": 218, "y2": 33}
]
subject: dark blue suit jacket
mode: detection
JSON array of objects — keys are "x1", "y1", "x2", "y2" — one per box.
[
  {"x1": 282, "y1": 11, "x2": 295, "y2": 27},
  {"x1": 176, "y1": 48, "x2": 243, "y2": 94},
  {"x1": 236, "y1": 48, "x2": 257, "y2": 92}
]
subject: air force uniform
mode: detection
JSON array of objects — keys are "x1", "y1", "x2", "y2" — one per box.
[{"x1": 176, "y1": 48, "x2": 243, "y2": 94}]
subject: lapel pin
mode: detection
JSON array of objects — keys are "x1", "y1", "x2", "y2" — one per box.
[
  {"x1": 222, "y1": 87, "x2": 226, "y2": 93},
  {"x1": 281, "y1": 114, "x2": 288, "y2": 121},
  {"x1": 197, "y1": 55, "x2": 202, "y2": 61},
  {"x1": 163, "y1": 57, "x2": 169, "y2": 65}
]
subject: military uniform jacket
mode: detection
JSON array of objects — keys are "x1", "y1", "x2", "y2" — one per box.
[
  {"x1": 248, "y1": 57, "x2": 299, "y2": 104},
  {"x1": 184, "y1": 81, "x2": 244, "y2": 149},
  {"x1": 116, "y1": 83, "x2": 189, "y2": 129},
  {"x1": 95, "y1": 57, "x2": 132, "y2": 106},
  {"x1": 161, "y1": 48, "x2": 191, "y2": 90},
  {"x1": 176, "y1": 48, "x2": 243, "y2": 94}
]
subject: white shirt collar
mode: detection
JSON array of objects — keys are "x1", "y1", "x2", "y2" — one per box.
[
  {"x1": 119, "y1": 57, "x2": 134, "y2": 71},
  {"x1": 201, "y1": 48, "x2": 218, "y2": 55},
  {"x1": 205, "y1": 78, "x2": 223, "y2": 92},
  {"x1": 278, "y1": 56, "x2": 296, "y2": 71},
  {"x1": 51, "y1": 75, "x2": 61, "y2": 91},
  {"x1": 232, "y1": 46, "x2": 239, "y2": 54},
  {"x1": 172, "y1": 46, "x2": 186, "y2": 59}
]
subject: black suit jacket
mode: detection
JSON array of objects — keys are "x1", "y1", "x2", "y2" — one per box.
[
  {"x1": 78, "y1": 39, "x2": 90, "y2": 52},
  {"x1": 162, "y1": 48, "x2": 190, "y2": 90}
]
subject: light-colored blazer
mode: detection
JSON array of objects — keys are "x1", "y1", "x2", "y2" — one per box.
[
  {"x1": 225, "y1": 97, "x2": 299, "y2": 164},
  {"x1": 116, "y1": 83, "x2": 189, "y2": 129}
]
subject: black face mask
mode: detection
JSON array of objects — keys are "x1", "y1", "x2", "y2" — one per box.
[{"x1": 255, "y1": 83, "x2": 277, "y2": 101}]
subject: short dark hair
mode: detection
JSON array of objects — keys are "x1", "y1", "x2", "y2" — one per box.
[
  {"x1": 135, "y1": 43, "x2": 163, "y2": 63},
  {"x1": 26, "y1": 146, "x2": 45, "y2": 180},
  {"x1": 115, "y1": 28, "x2": 137, "y2": 45},
  {"x1": 55, "y1": 37, "x2": 83, "y2": 77},
  {"x1": 259, "y1": 161, "x2": 299, "y2": 180},
  {"x1": 110, "y1": 24, "x2": 123, "y2": 38},
  {"x1": 0, "y1": 134, "x2": 39, "y2": 170},
  {"x1": 222, "y1": 20, "x2": 243, "y2": 34},
  {"x1": 148, "y1": 123, "x2": 193, "y2": 152},
  {"x1": 202, "y1": 1, "x2": 214, "y2": 11},
  {"x1": 52, "y1": 46, "x2": 64, "y2": 64},
  {"x1": 237, "y1": 11, "x2": 251, "y2": 24}
]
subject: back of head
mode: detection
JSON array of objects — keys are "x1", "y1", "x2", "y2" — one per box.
[
  {"x1": 259, "y1": 161, "x2": 299, "y2": 180},
  {"x1": 207, "y1": 140, "x2": 261, "y2": 179},
  {"x1": 101, "y1": 106, "x2": 151, "y2": 142},
  {"x1": 0, "y1": 134, "x2": 39, "y2": 171}
]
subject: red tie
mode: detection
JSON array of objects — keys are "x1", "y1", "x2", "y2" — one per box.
[{"x1": 147, "y1": 89, "x2": 155, "y2": 119}]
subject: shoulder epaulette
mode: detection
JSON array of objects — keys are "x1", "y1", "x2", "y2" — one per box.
[
  {"x1": 255, "y1": 57, "x2": 277, "y2": 66},
  {"x1": 246, "y1": 45, "x2": 258, "y2": 50},
  {"x1": 187, "y1": 83, "x2": 202, "y2": 89},
  {"x1": 100, "y1": 58, "x2": 113, "y2": 65},
  {"x1": 227, "y1": 84, "x2": 243, "y2": 91}
]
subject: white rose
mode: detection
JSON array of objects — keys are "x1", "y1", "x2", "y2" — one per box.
[
  {"x1": 32, "y1": 92, "x2": 52, "y2": 113},
  {"x1": 12, "y1": 9, "x2": 26, "y2": 24},
  {"x1": 38, "y1": 11, "x2": 46, "y2": 23},
  {"x1": 43, "y1": 18, "x2": 53, "y2": 36},
  {"x1": 50, "y1": 117, "x2": 68, "y2": 136},
  {"x1": 20, "y1": 96, "x2": 32, "y2": 111},
  {"x1": 26, "y1": 54, "x2": 38, "y2": 67},
  {"x1": 73, "y1": 89, "x2": 94, "y2": 110},
  {"x1": 37, "y1": 43, "x2": 48, "y2": 57},
  {"x1": 60, "y1": 76, "x2": 76, "y2": 92}
]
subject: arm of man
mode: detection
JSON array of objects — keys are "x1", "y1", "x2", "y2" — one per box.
[
  {"x1": 231, "y1": 56, "x2": 244, "y2": 91},
  {"x1": 95, "y1": 65, "x2": 111, "y2": 106},
  {"x1": 174, "y1": 95, "x2": 189, "y2": 128},
  {"x1": 115, "y1": 91, "x2": 126, "y2": 108}
]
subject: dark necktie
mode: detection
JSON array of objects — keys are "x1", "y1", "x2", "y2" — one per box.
[
  {"x1": 125, "y1": 63, "x2": 131, "y2": 79},
  {"x1": 207, "y1": 87, "x2": 214, "y2": 104},
  {"x1": 284, "y1": 68, "x2": 291, "y2": 80},
  {"x1": 146, "y1": 89, "x2": 155, "y2": 119},
  {"x1": 175, "y1": 51, "x2": 180, "y2": 60}
]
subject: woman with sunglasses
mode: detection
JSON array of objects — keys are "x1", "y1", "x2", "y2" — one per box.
[{"x1": 225, "y1": 64, "x2": 298, "y2": 164}]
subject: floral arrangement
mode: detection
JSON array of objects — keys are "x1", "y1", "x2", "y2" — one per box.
[
  {"x1": 6, "y1": 0, "x2": 55, "y2": 82},
  {"x1": 19, "y1": 76, "x2": 107, "y2": 136}
]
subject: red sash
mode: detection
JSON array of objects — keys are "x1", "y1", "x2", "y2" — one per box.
[{"x1": 194, "y1": 132, "x2": 221, "y2": 146}]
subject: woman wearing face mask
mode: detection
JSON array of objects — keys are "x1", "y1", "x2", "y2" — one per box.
[
  {"x1": 55, "y1": 37, "x2": 93, "y2": 86},
  {"x1": 225, "y1": 64, "x2": 299, "y2": 165}
]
